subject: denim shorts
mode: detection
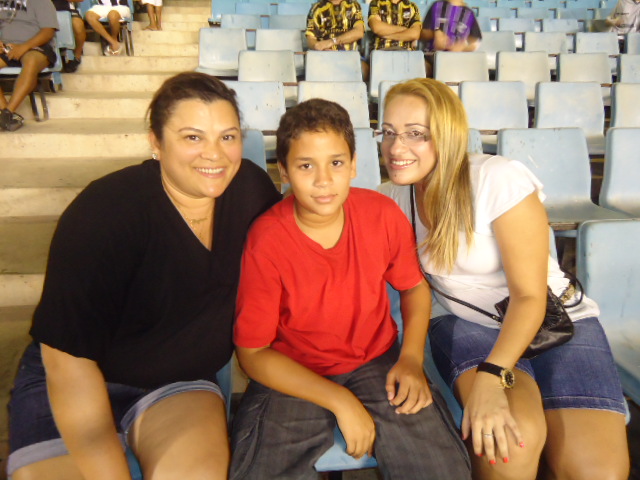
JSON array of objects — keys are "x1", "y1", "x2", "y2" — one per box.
[
  {"x1": 429, "y1": 316, "x2": 627, "y2": 415},
  {"x1": 7, "y1": 342, "x2": 223, "y2": 476}
]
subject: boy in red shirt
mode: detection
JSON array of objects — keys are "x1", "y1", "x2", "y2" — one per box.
[{"x1": 231, "y1": 99, "x2": 470, "y2": 479}]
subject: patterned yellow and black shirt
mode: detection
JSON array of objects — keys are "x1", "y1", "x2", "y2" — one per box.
[
  {"x1": 368, "y1": 0, "x2": 422, "y2": 50},
  {"x1": 305, "y1": 0, "x2": 365, "y2": 51}
]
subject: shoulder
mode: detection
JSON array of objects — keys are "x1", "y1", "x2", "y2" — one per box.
[
  {"x1": 244, "y1": 197, "x2": 290, "y2": 249},
  {"x1": 348, "y1": 187, "x2": 408, "y2": 221}
]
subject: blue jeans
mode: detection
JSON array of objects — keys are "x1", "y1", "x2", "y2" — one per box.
[{"x1": 229, "y1": 344, "x2": 471, "y2": 480}]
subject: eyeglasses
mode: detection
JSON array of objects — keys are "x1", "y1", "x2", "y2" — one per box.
[{"x1": 373, "y1": 129, "x2": 431, "y2": 145}]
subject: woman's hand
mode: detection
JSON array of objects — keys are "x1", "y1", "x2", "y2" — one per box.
[
  {"x1": 6, "y1": 43, "x2": 28, "y2": 60},
  {"x1": 462, "y1": 372, "x2": 523, "y2": 465},
  {"x1": 333, "y1": 393, "x2": 376, "y2": 459},
  {"x1": 386, "y1": 355, "x2": 433, "y2": 414}
]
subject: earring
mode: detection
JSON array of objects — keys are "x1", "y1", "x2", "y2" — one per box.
[{"x1": 152, "y1": 152, "x2": 158, "y2": 160}]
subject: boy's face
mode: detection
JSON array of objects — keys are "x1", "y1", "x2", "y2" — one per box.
[{"x1": 278, "y1": 129, "x2": 357, "y2": 222}]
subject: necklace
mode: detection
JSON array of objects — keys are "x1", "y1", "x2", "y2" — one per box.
[{"x1": 180, "y1": 211, "x2": 210, "y2": 229}]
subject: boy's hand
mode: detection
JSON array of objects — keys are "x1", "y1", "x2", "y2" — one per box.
[
  {"x1": 386, "y1": 356, "x2": 433, "y2": 414},
  {"x1": 6, "y1": 43, "x2": 28, "y2": 60},
  {"x1": 333, "y1": 393, "x2": 376, "y2": 459}
]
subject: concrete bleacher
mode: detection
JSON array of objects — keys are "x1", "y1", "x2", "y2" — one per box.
[{"x1": 2, "y1": 0, "x2": 640, "y2": 478}]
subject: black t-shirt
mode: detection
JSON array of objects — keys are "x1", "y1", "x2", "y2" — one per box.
[{"x1": 30, "y1": 159, "x2": 281, "y2": 389}]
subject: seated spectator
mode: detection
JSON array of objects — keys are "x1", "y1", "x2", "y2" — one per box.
[
  {"x1": 141, "y1": 0, "x2": 162, "y2": 30},
  {"x1": 420, "y1": 0, "x2": 482, "y2": 76},
  {"x1": 51, "y1": 0, "x2": 86, "y2": 72},
  {"x1": 84, "y1": 0, "x2": 131, "y2": 55},
  {"x1": 368, "y1": 0, "x2": 422, "y2": 51},
  {"x1": 305, "y1": 0, "x2": 368, "y2": 78},
  {"x1": 606, "y1": 0, "x2": 640, "y2": 37},
  {"x1": 0, "y1": 0, "x2": 58, "y2": 131},
  {"x1": 230, "y1": 98, "x2": 472, "y2": 480}
]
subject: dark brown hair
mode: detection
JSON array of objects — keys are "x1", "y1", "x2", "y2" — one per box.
[
  {"x1": 147, "y1": 72, "x2": 241, "y2": 140},
  {"x1": 276, "y1": 98, "x2": 355, "y2": 167}
]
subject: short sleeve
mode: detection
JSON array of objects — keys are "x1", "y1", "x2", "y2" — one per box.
[
  {"x1": 409, "y1": 3, "x2": 422, "y2": 27},
  {"x1": 350, "y1": 1, "x2": 364, "y2": 28},
  {"x1": 473, "y1": 155, "x2": 545, "y2": 234},
  {"x1": 234, "y1": 237, "x2": 282, "y2": 348},
  {"x1": 305, "y1": 3, "x2": 319, "y2": 38},
  {"x1": 422, "y1": 1, "x2": 436, "y2": 29},
  {"x1": 368, "y1": 0, "x2": 379, "y2": 18},
  {"x1": 469, "y1": 11, "x2": 482, "y2": 39}
]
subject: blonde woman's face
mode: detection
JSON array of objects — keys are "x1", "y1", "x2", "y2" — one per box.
[{"x1": 381, "y1": 94, "x2": 436, "y2": 186}]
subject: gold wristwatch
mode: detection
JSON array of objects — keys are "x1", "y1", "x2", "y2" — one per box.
[{"x1": 477, "y1": 362, "x2": 515, "y2": 389}]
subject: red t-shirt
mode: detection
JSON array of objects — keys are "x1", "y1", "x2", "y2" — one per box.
[{"x1": 234, "y1": 188, "x2": 423, "y2": 376}]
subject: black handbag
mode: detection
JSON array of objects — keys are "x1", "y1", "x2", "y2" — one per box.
[{"x1": 409, "y1": 185, "x2": 582, "y2": 359}]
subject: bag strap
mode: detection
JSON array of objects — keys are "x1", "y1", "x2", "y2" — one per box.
[{"x1": 408, "y1": 185, "x2": 582, "y2": 321}]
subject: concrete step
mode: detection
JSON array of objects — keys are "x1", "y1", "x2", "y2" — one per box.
[
  {"x1": 60, "y1": 72, "x2": 176, "y2": 92},
  {"x1": 16, "y1": 92, "x2": 153, "y2": 120},
  {"x1": 158, "y1": 5, "x2": 210, "y2": 15},
  {"x1": 0, "y1": 217, "x2": 58, "y2": 277},
  {"x1": 0, "y1": 274, "x2": 44, "y2": 307},
  {"x1": 76, "y1": 55, "x2": 198, "y2": 73},
  {"x1": 0, "y1": 119, "x2": 149, "y2": 159},
  {"x1": 134, "y1": 42, "x2": 199, "y2": 57},
  {"x1": 139, "y1": 12, "x2": 207, "y2": 22},
  {"x1": 0, "y1": 156, "x2": 145, "y2": 216},
  {"x1": 132, "y1": 29, "x2": 199, "y2": 45},
  {"x1": 132, "y1": 20, "x2": 209, "y2": 31}
]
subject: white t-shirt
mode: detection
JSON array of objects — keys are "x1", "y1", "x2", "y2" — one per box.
[
  {"x1": 379, "y1": 154, "x2": 599, "y2": 328},
  {"x1": 607, "y1": 0, "x2": 640, "y2": 34}
]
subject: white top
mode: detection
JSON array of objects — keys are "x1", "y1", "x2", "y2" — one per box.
[
  {"x1": 607, "y1": 0, "x2": 640, "y2": 34},
  {"x1": 379, "y1": 154, "x2": 599, "y2": 328}
]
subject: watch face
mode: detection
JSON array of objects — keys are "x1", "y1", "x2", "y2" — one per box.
[{"x1": 502, "y1": 369, "x2": 515, "y2": 388}]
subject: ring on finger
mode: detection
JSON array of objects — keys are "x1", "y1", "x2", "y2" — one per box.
[{"x1": 482, "y1": 432, "x2": 494, "y2": 438}]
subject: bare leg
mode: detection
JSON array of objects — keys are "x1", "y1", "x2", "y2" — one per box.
[
  {"x1": 541, "y1": 409, "x2": 629, "y2": 480},
  {"x1": 130, "y1": 390, "x2": 229, "y2": 480},
  {"x1": 455, "y1": 368, "x2": 547, "y2": 480},
  {"x1": 107, "y1": 10, "x2": 123, "y2": 51},
  {"x1": 0, "y1": 58, "x2": 8, "y2": 109},
  {"x1": 144, "y1": 4, "x2": 158, "y2": 29},
  {"x1": 12, "y1": 455, "x2": 84, "y2": 480},
  {"x1": 85, "y1": 11, "x2": 120, "y2": 52},
  {"x1": 71, "y1": 16, "x2": 86, "y2": 60},
  {"x1": 7, "y1": 50, "x2": 49, "y2": 112},
  {"x1": 155, "y1": 5, "x2": 162, "y2": 30}
]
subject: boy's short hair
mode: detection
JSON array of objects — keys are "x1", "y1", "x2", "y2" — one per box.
[{"x1": 276, "y1": 98, "x2": 356, "y2": 167}]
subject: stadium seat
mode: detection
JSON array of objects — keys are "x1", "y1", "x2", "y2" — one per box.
[
  {"x1": 476, "y1": 31, "x2": 517, "y2": 71},
  {"x1": 368, "y1": 50, "x2": 426, "y2": 102},
  {"x1": 618, "y1": 54, "x2": 640, "y2": 82},
  {"x1": 297, "y1": 81, "x2": 370, "y2": 129},
  {"x1": 255, "y1": 29, "x2": 305, "y2": 75},
  {"x1": 497, "y1": 51, "x2": 551, "y2": 104},
  {"x1": 557, "y1": 52, "x2": 612, "y2": 104},
  {"x1": 238, "y1": 50, "x2": 298, "y2": 106},
  {"x1": 305, "y1": 50, "x2": 363, "y2": 82},
  {"x1": 434, "y1": 51, "x2": 489, "y2": 94},
  {"x1": 600, "y1": 128, "x2": 640, "y2": 216},
  {"x1": 195, "y1": 28, "x2": 246, "y2": 77}
]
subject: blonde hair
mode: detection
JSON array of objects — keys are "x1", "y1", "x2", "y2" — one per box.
[{"x1": 384, "y1": 78, "x2": 474, "y2": 272}]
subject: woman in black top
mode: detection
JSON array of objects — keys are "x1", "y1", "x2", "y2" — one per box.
[{"x1": 7, "y1": 72, "x2": 281, "y2": 480}]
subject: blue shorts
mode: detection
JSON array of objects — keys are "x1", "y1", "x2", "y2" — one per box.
[
  {"x1": 429, "y1": 316, "x2": 627, "y2": 415},
  {"x1": 7, "y1": 342, "x2": 224, "y2": 476}
]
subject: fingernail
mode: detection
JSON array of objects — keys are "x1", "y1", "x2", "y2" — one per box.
[
  {"x1": 477, "y1": 453, "x2": 483, "y2": 457},
  {"x1": 503, "y1": 457, "x2": 509, "y2": 463},
  {"x1": 489, "y1": 459, "x2": 496, "y2": 465},
  {"x1": 519, "y1": 441, "x2": 525, "y2": 448}
]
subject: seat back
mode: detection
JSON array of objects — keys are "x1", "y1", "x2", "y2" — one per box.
[
  {"x1": 576, "y1": 218, "x2": 640, "y2": 404},
  {"x1": 243, "y1": 129, "x2": 268, "y2": 171},
  {"x1": 238, "y1": 50, "x2": 297, "y2": 83},
  {"x1": 55, "y1": 11, "x2": 75, "y2": 50},
  {"x1": 476, "y1": 31, "x2": 517, "y2": 70},
  {"x1": 224, "y1": 81, "x2": 286, "y2": 132},
  {"x1": 352, "y1": 128, "x2": 381, "y2": 190},
  {"x1": 197, "y1": 28, "x2": 247, "y2": 76},
  {"x1": 618, "y1": 54, "x2": 640, "y2": 82},
  {"x1": 277, "y1": 2, "x2": 311, "y2": 15},
  {"x1": 268, "y1": 13, "x2": 307, "y2": 29},
  {"x1": 496, "y1": 51, "x2": 551, "y2": 102},
  {"x1": 575, "y1": 32, "x2": 619, "y2": 73},
  {"x1": 297, "y1": 81, "x2": 370, "y2": 129},
  {"x1": 542, "y1": 18, "x2": 580, "y2": 34},
  {"x1": 235, "y1": 1, "x2": 270, "y2": 16},
  {"x1": 497, "y1": 127, "x2": 592, "y2": 206},
  {"x1": 460, "y1": 81, "x2": 528, "y2": 132},
  {"x1": 611, "y1": 83, "x2": 640, "y2": 128},
  {"x1": 210, "y1": 0, "x2": 237, "y2": 24},
  {"x1": 255, "y1": 29, "x2": 304, "y2": 73},
  {"x1": 377, "y1": 80, "x2": 401, "y2": 126},
  {"x1": 557, "y1": 52, "x2": 612, "y2": 84},
  {"x1": 434, "y1": 51, "x2": 489, "y2": 94},
  {"x1": 369, "y1": 50, "x2": 426, "y2": 100},
  {"x1": 498, "y1": 17, "x2": 538, "y2": 48},
  {"x1": 221, "y1": 14, "x2": 262, "y2": 47},
  {"x1": 524, "y1": 31, "x2": 570, "y2": 68},
  {"x1": 600, "y1": 128, "x2": 640, "y2": 216},
  {"x1": 626, "y1": 32, "x2": 640, "y2": 54},
  {"x1": 305, "y1": 50, "x2": 363, "y2": 82},
  {"x1": 516, "y1": 6, "x2": 552, "y2": 19},
  {"x1": 534, "y1": 81, "x2": 604, "y2": 140}
]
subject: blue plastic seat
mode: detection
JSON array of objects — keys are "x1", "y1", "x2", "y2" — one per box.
[
  {"x1": 575, "y1": 32, "x2": 619, "y2": 74},
  {"x1": 626, "y1": 32, "x2": 640, "y2": 54},
  {"x1": 459, "y1": 81, "x2": 528, "y2": 153},
  {"x1": 243, "y1": 129, "x2": 268, "y2": 171},
  {"x1": 352, "y1": 128, "x2": 381, "y2": 189},
  {"x1": 618, "y1": 54, "x2": 640, "y2": 82},
  {"x1": 497, "y1": 51, "x2": 551, "y2": 104},
  {"x1": 268, "y1": 13, "x2": 307, "y2": 29},
  {"x1": 557, "y1": 52, "x2": 612, "y2": 105},
  {"x1": 576, "y1": 219, "x2": 640, "y2": 405},
  {"x1": 434, "y1": 51, "x2": 489, "y2": 94},
  {"x1": 298, "y1": 81, "x2": 371, "y2": 128},
  {"x1": 220, "y1": 14, "x2": 262, "y2": 47},
  {"x1": 195, "y1": 27, "x2": 247, "y2": 77},
  {"x1": 238, "y1": 50, "x2": 298, "y2": 106},
  {"x1": 476, "y1": 31, "x2": 517, "y2": 71},
  {"x1": 533, "y1": 81, "x2": 606, "y2": 155},
  {"x1": 497, "y1": 127, "x2": 630, "y2": 230},
  {"x1": 369, "y1": 50, "x2": 426, "y2": 102},
  {"x1": 209, "y1": 0, "x2": 237, "y2": 24},
  {"x1": 600, "y1": 128, "x2": 640, "y2": 216},
  {"x1": 277, "y1": 2, "x2": 311, "y2": 15},
  {"x1": 610, "y1": 83, "x2": 640, "y2": 128},
  {"x1": 255, "y1": 29, "x2": 305, "y2": 75},
  {"x1": 305, "y1": 50, "x2": 363, "y2": 82}
]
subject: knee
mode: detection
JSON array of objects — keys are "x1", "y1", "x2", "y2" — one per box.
[
  {"x1": 548, "y1": 455, "x2": 630, "y2": 480},
  {"x1": 85, "y1": 12, "x2": 99, "y2": 24},
  {"x1": 107, "y1": 10, "x2": 122, "y2": 21}
]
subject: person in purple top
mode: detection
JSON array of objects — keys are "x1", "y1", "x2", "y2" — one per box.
[{"x1": 420, "y1": 0, "x2": 482, "y2": 75}]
